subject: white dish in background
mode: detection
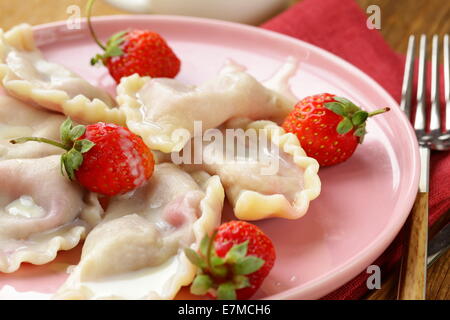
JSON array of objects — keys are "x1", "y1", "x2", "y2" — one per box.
[{"x1": 103, "y1": 0, "x2": 289, "y2": 24}]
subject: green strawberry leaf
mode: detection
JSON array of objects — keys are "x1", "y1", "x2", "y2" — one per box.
[
  {"x1": 333, "y1": 96, "x2": 360, "y2": 114},
  {"x1": 74, "y1": 139, "x2": 95, "y2": 153},
  {"x1": 66, "y1": 149, "x2": 83, "y2": 169},
  {"x1": 59, "y1": 155, "x2": 65, "y2": 176},
  {"x1": 199, "y1": 235, "x2": 210, "y2": 257},
  {"x1": 354, "y1": 126, "x2": 367, "y2": 144},
  {"x1": 60, "y1": 118, "x2": 73, "y2": 145},
  {"x1": 211, "y1": 263, "x2": 228, "y2": 278},
  {"x1": 324, "y1": 102, "x2": 346, "y2": 116},
  {"x1": 225, "y1": 240, "x2": 248, "y2": 263},
  {"x1": 69, "y1": 125, "x2": 86, "y2": 141},
  {"x1": 190, "y1": 274, "x2": 213, "y2": 296},
  {"x1": 90, "y1": 54, "x2": 104, "y2": 66},
  {"x1": 233, "y1": 275, "x2": 250, "y2": 290},
  {"x1": 334, "y1": 96, "x2": 360, "y2": 113},
  {"x1": 333, "y1": 96, "x2": 353, "y2": 105},
  {"x1": 351, "y1": 111, "x2": 369, "y2": 126},
  {"x1": 104, "y1": 31, "x2": 126, "y2": 59},
  {"x1": 354, "y1": 126, "x2": 366, "y2": 137},
  {"x1": 184, "y1": 248, "x2": 205, "y2": 269},
  {"x1": 233, "y1": 256, "x2": 265, "y2": 275},
  {"x1": 343, "y1": 104, "x2": 360, "y2": 114},
  {"x1": 10, "y1": 116, "x2": 90, "y2": 181},
  {"x1": 62, "y1": 149, "x2": 83, "y2": 180},
  {"x1": 217, "y1": 282, "x2": 237, "y2": 300},
  {"x1": 336, "y1": 117, "x2": 353, "y2": 135},
  {"x1": 61, "y1": 154, "x2": 71, "y2": 179},
  {"x1": 107, "y1": 31, "x2": 127, "y2": 45},
  {"x1": 211, "y1": 256, "x2": 225, "y2": 267},
  {"x1": 105, "y1": 46, "x2": 124, "y2": 57}
]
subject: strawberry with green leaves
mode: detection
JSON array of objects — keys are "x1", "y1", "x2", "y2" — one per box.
[
  {"x1": 282, "y1": 93, "x2": 389, "y2": 166},
  {"x1": 87, "y1": 0, "x2": 181, "y2": 83},
  {"x1": 185, "y1": 221, "x2": 275, "y2": 300},
  {"x1": 10, "y1": 118, "x2": 154, "y2": 196}
]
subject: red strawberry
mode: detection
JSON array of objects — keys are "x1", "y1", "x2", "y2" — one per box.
[
  {"x1": 282, "y1": 93, "x2": 389, "y2": 166},
  {"x1": 10, "y1": 118, "x2": 154, "y2": 196},
  {"x1": 87, "y1": 0, "x2": 180, "y2": 83},
  {"x1": 184, "y1": 221, "x2": 276, "y2": 300},
  {"x1": 73, "y1": 122, "x2": 154, "y2": 196}
]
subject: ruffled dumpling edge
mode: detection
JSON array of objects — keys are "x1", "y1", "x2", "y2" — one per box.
[
  {"x1": 232, "y1": 120, "x2": 321, "y2": 221},
  {"x1": 162, "y1": 172, "x2": 224, "y2": 300},
  {"x1": 116, "y1": 74, "x2": 183, "y2": 152},
  {"x1": 0, "y1": 193, "x2": 104, "y2": 273},
  {"x1": 0, "y1": 225, "x2": 86, "y2": 274},
  {"x1": 0, "y1": 24, "x2": 125, "y2": 125}
]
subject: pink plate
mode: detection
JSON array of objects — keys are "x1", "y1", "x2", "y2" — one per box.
[{"x1": 0, "y1": 15, "x2": 419, "y2": 300}]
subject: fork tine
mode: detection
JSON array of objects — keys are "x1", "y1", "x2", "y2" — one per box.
[
  {"x1": 401, "y1": 35, "x2": 416, "y2": 119},
  {"x1": 415, "y1": 35, "x2": 427, "y2": 139},
  {"x1": 444, "y1": 34, "x2": 450, "y2": 132},
  {"x1": 430, "y1": 35, "x2": 441, "y2": 135}
]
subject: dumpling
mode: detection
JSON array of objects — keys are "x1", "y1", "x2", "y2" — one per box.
[
  {"x1": 177, "y1": 119, "x2": 321, "y2": 220},
  {"x1": 0, "y1": 24, "x2": 125, "y2": 124},
  {"x1": 0, "y1": 95, "x2": 64, "y2": 160},
  {"x1": 55, "y1": 163, "x2": 224, "y2": 300},
  {"x1": 116, "y1": 58, "x2": 298, "y2": 153},
  {"x1": 0, "y1": 156, "x2": 103, "y2": 273}
]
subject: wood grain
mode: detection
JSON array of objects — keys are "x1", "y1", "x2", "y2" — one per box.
[
  {"x1": 365, "y1": 206, "x2": 449, "y2": 300},
  {"x1": 397, "y1": 192, "x2": 429, "y2": 299},
  {"x1": 365, "y1": 248, "x2": 450, "y2": 300},
  {"x1": 0, "y1": 0, "x2": 449, "y2": 300},
  {"x1": 0, "y1": 0, "x2": 125, "y2": 30},
  {"x1": 355, "y1": 0, "x2": 450, "y2": 55},
  {"x1": 427, "y1": 248, "x2": 450, "y2": 299},
  {"x1": 292, "y1": 0, "x2": 450, "y2": 56}
]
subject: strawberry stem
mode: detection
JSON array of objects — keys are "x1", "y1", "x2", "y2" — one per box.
[
  {"x1": 207, "y1": 229, "x2": 218, "y2": 273},
  {"x1": 86, "y1": 0, "x2": 106, "y2": 51},
  {"x1": 10, "y1": 137, "x2": 70, "y2": 151},
  {"x1": 368, "y1": 107, "x2": 390, "y2": 117}
]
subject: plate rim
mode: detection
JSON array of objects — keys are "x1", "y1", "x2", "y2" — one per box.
[{"x1": 28, "y1": 14, "x2": 420, "y2": 299}]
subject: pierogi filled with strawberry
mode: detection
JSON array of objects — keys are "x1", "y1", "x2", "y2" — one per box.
[
  {"x1": 0, "y1": 24, "x2": 125, "y2": 125},
  {"x1": 56, "y1": 163, "x2": 224, "y2": 300},
  {"x1": 0, "y1": 156, "x2": 103, "y2": 273},
  {"x1": 179, "y1": 120, "x2": 320, "y2": 220},
  {"x1": 116, "y1": 58, "x2": 298, "y2": 153}
]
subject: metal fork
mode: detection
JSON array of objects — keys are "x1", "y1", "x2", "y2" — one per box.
[{"x1": 397, "y1": 34, "x2": 450, "y2": 300}]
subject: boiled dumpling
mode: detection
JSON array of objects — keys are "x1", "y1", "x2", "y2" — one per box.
[
  {"x1": 55, "y1": 163, "x2": 224, "y2": 300},
  {"x1": 0, "y1": 156, "x2": 103, "y2": 273},
  {"x1": 0, "y1": 24, "x2": 125, "y2": 124},
  {"x1": 116, "y1": 58, "x2": 298, "y2": 153},
  {"x1": 177, "y1": 120, "x2": 321, "y2": 220},
  {"x1": 0, "y1": 95, "x2": 65, "y2": 160}
]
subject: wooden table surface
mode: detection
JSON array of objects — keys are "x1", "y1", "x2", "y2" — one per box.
[{"x1": 0, "y1": 0, "x2": 448, "y2": 300}]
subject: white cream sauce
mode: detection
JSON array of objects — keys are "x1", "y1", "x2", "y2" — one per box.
[
  {"x1": 81, "y1": 255, "x2": 180, "y2": 299},
  {"x1": 5, "y1": 195, "x2": 46, "y2": 219}
]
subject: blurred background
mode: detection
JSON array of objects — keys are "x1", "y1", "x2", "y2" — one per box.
[{"x1": 0, "y1": 0, "x2": 448, "y2": 55}]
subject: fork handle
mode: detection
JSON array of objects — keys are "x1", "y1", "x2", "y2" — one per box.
[{"x1": 397, "y1": 192, "x2": 428, "y2": 300}]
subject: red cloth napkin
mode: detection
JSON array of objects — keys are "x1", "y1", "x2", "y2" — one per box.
[{"x1": 261, "y1": 0, "x2": 450, "y2": 299}]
